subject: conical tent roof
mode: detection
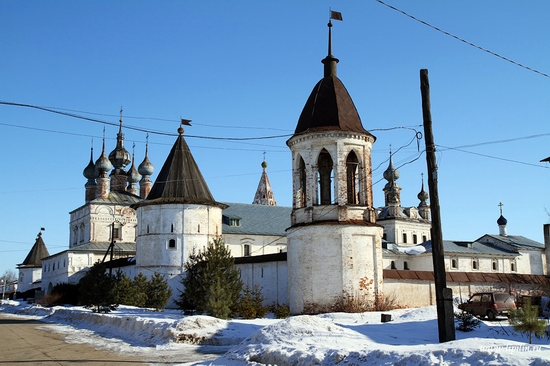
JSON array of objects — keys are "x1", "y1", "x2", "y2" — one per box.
[
  {"x1": 136, "y1": 127, "x2": 225, "y2": 208},
  {"x1": 18, "y1": 232, "x2": 49, "y2": 268}
]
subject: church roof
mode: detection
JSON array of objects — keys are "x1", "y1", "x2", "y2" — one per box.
[
  {"x1": 420, "y1": 240, "x2": 518, "y2": 256},
  {"x1": 18, "y1": 232, "x2": 50, "y2": 268},
  {"x1": 222, "y1": 202, "x2": 291, "y2": 236},
  {"x1": 136, "y1": 126, "x2": 225, "y2": 208},
  {"x1": 294, "y1": 75, "x2": 372, "y2": 136},
  {"x1": 252, "y1": 161, "x2": 276, "y2": 206},
  {"x1": 43, "y1": 242, "x2": 136, "y2": 260},
  {"x1": 292, "y1": 20, "x2": 374, "y2": 138},
  {"x1": 477, "y1": 234, "x2": 545, "y2": 250}
]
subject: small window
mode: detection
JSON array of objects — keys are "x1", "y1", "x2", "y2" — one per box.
[
  {"x1": 112, "y1": 227, "x2": 121, "y2": 240},
  {"x1": 230, "y1": 218, "x2": 241, "y2": 227},
  {"x1": 472, "y1": 259, "x2": 479, "y2": 270},
  {"x1": 147, "y1": 225, "x2": 150, "y2": 234},
  {"x1": 413, "y1": 234, "x2": 418, "y2": 244},
  {"x1": 492, "y1": 260, "x2": 498, "y2": 271},
  {"x1": 171, "y1": 224, "x2": 174, "y2": 233},
  {"x1": 168, "y1": 239, "x2": 176, "y2": 249},
  {"x1": 243, "y1": 244, "x2": 250, "y2": 257},
  {"x1": 402, "y1": 233, "x2": 407, "y2": 244},
  {"x1": 451, "y1": 258, "x2": 458, "y2": 269},
  {"x1": 404, "y1": 261, "x2": 409, "y2": 270},
  {"x1": 511, "y1": 261, "x2": 516, "y2": 272},
  {"x1": 391, "y1": 261, "x2": 396, "y2": 270},
  {"x1": 197, "y1": 224, "x2": 200, "y2": 233},
  {"x1": 422, "y1": 235, "x2": 427, "y2": 243}
]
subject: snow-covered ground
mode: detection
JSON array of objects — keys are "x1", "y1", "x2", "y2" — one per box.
[{"x1": 1, "y1": 300, "x2": 549, "y2": 365}]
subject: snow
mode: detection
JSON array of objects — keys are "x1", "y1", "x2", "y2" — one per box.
[
  {"x1": 397, "y1": 245, "x2": 426, "y2": 255},
  {"x1": 1, "y1": 300, "x2": 549, "y2": 365}
]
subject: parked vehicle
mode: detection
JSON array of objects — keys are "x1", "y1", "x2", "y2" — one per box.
[{"x1": 458, "y1": 292, "x2": 516, "y2": 320}]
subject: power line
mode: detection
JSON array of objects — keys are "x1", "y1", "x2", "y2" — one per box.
[{"x1": 375, "y1": 0, "x2": 550, "y2": 79}]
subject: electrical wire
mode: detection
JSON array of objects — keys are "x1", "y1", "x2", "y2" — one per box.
[{"x1": 375, "y1": 0, "x2": 550, "y2": 79}]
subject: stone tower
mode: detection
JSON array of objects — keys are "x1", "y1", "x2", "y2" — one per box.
[
  {"x1": 286, "y1": 19, "x2": 384, "y2": 314},
  {"x1": 252, "y1": 159, "x2": 277, "y2": 205},
  {"x1": 133, "y1": 124, "x2": 227, "y2": 308}
]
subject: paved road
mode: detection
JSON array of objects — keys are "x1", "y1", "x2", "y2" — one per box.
[
  {"x1": 0, "y1": 313, "x2": 147, "y2": 365},
  {"x1": 0, "y1": 313, "x2": 221, "y2": 365}
]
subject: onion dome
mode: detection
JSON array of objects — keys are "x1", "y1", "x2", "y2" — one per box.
[
  {"x1": 95, "y1": 138, "x2": 113, "y2": 174},
  {"x1": 383, "y1": 153, "x2": 400, "y2": 182},
  {"x1": 497, "y1": 215, "x2": 507, "y2": 226},
  {"x1": 138, "y1": 142, "x2": 154, "y2": 176},
  {"x1": 108, "y1": 118, "x2": 131, "y2": 170},
  {"x1": 83, "y1": 147, "x2": 97, "y2": 180},
  {"x1": 417, "y1": 178, "x2": 429, "y2": 207},
  {"x1": 127, "y1": 154, "x2": 141, "y2": 184}
]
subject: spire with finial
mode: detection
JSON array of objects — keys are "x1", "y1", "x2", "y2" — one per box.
[
  {"x1": 83, "y1": 140, "x2": 97, "y2": 202},
  {"x1": 322, "y1": 10, "x2": 342, "y2": 78},
  {"x1": 127, "y1": 143, "x2": 141, "y2": 196},
  {"x1": 383, "y1": 148, "x2": 401, "y2": 207},
  {"x1": 417, "y1": 173, "x2": 430, "y2": 221},
  {"x1": 108, "y1": 107, "x2": 131, "y2": 192},
  {"x1": 253, "y1": 153, "x2": 277, "y2": 206},
  {"x1": 95, "y1": 129, "x2": 112, "y2": 198},
  {"x1": 497, "y1": 202, "x2": 508, "y2": 236},
  {"x1": 138, "y1": 134, "x2": 154, "y2": 199}
]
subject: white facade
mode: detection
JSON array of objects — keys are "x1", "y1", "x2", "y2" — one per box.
[
  {"x1": 135, "y1": 203, "x2": 224, "y2": 307},
  {"x1": 69, "y1": 200, "x2": 138, "y2": 248},
  {"x1": 17, "y1": 267, "x2": 42, "y2": 294}
]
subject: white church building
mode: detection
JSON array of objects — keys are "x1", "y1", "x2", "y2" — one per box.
[{"x1": 28, "y1": 21, "x2": 550, "y2": 312}]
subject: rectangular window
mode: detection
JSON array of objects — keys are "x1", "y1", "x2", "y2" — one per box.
[
  {"x1": 451, "y1": 258, "x2": 458, "y2": 269},
  {"x1": 230, "y1": 218, "x2": 241, "y2": 227},
  {"x1": 112, "y1": 227, "x2": 121, "y2": 240},
  {"x1": 402, "y1": 233, "x2": 407, "y2": 244},
  {"x1": 243, "y1": 244, "x2": 250, "y2": 257},
  {"x1": 413, "y1": 234, "x2": 418, "y2": 244},
  {"x1": 168, "y1": 239, "x2": 176, "y2": 249}
]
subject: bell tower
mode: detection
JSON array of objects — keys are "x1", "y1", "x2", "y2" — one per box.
[{"x1": 286, "y1": 16, "x2": 383, "y2": 314}]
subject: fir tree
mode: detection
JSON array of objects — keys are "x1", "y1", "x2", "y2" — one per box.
[
  {"x1": 146, "y1": 272, "x2": 172, "y2": 311},
  {"x1": 114, "y1": 273, "x2": 137, "y2": 306},
  {"x1": 133, "y1": 272, "x2": 149, "y2": 308},
  {"x1": 509, "y1": 297, "x2": 547, "y2": 344},
  {"x1": 78, "y1": 262, "x2": 116, "y2": 312},
  {"x1": 178, "y1": 237, "x2": 243, "y2": 318}
]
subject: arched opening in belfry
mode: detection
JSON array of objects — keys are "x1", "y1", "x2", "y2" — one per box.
[
  {"x1": 317, "y1": 149, "x2": 333, "y2": 205},
  {"x1": 298, "y1": 156, "x2": 307, "y2": 208},
  {"x1": 346, "y1": 150, "x2": 360, "y2": 204}
]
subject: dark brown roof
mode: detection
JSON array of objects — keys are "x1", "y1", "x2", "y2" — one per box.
[
  {"x1": 18, "y1": 233, "x2": 49, "y2": 268},
  {"x1": 135, "y1": 130, "x2": 225, "y2": 208},
  {"x1": 294, "y1": 75, "x2": 374, "y2": 138},
  {"x1": 383, "y1": 269, "x2": 550, "y2": 285}
]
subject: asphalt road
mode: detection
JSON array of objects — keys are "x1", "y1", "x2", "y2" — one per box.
[{"x1": 0, "y1": 313, "x2": 222, "y2": 365}]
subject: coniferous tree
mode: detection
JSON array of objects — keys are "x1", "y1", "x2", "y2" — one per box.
[
  {"x1": 146, "y1": 272, "x2": 172, "y2": 311},
  {"x1": 177, "y1": 248, "x2": 207, "y2": 314},
  {"x1": 178, "y1": 237, "x2": 243, "y2": 318},
  {"x1": 133, "y1": 272, "x2": 149, "y2": 308},
  {"x1": 78, "y1": 262, "x2": 116, "y2": 312},
  {"x1": 114, "y1": 273, "x2": 137, "y2": 306},
  {"x1": 509, "y1": 297, "x2": 547, "y2": 344}
]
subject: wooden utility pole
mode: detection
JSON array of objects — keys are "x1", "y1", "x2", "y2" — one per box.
[{"x1": 420, "y1": 69, "x2": 456, "y2": 342}]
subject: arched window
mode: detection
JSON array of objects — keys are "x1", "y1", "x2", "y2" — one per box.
[
  {"x1": 346, "y1": 151, "x2": 360, "y2": 204},
  {"x1": 317, "y1": 149, "x2": 333, "y2": 205},
  {"x1": 168, "y1": 239, "x2": 176, "y2": 249},
  {"x1": 298, "y1": 156, "x2": 307, "y2": 208}
]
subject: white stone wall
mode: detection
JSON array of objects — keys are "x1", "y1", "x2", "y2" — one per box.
[
  {"x1": 41, "y1": 252, "x2": 103, "y2": 293},
  {"x1": 287, "y1": 224, "x2": 383, "y2": 314},
  {"x1": 135, "y1": 203, "x2": 223, "y2": 308},
  {"x1": 236, "y1": 260, "x2": 288, "y2": 306},
  {"x1": 17, "y1": 267, "x2": 42, "y2": 294},
  {"x1": 380, "y1": 220, "x2": 431, "y2": 246},
  {"x1": 69, "y1": 203, "x2": 137, "y2": 248},
  {"x1": 224, "y1": 234, "x2": 286, "y2": 258}
]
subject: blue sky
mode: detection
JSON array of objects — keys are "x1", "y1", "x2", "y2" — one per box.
[{"x1": 1, "y1": 1, "x2": 550, "y2": 275}]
